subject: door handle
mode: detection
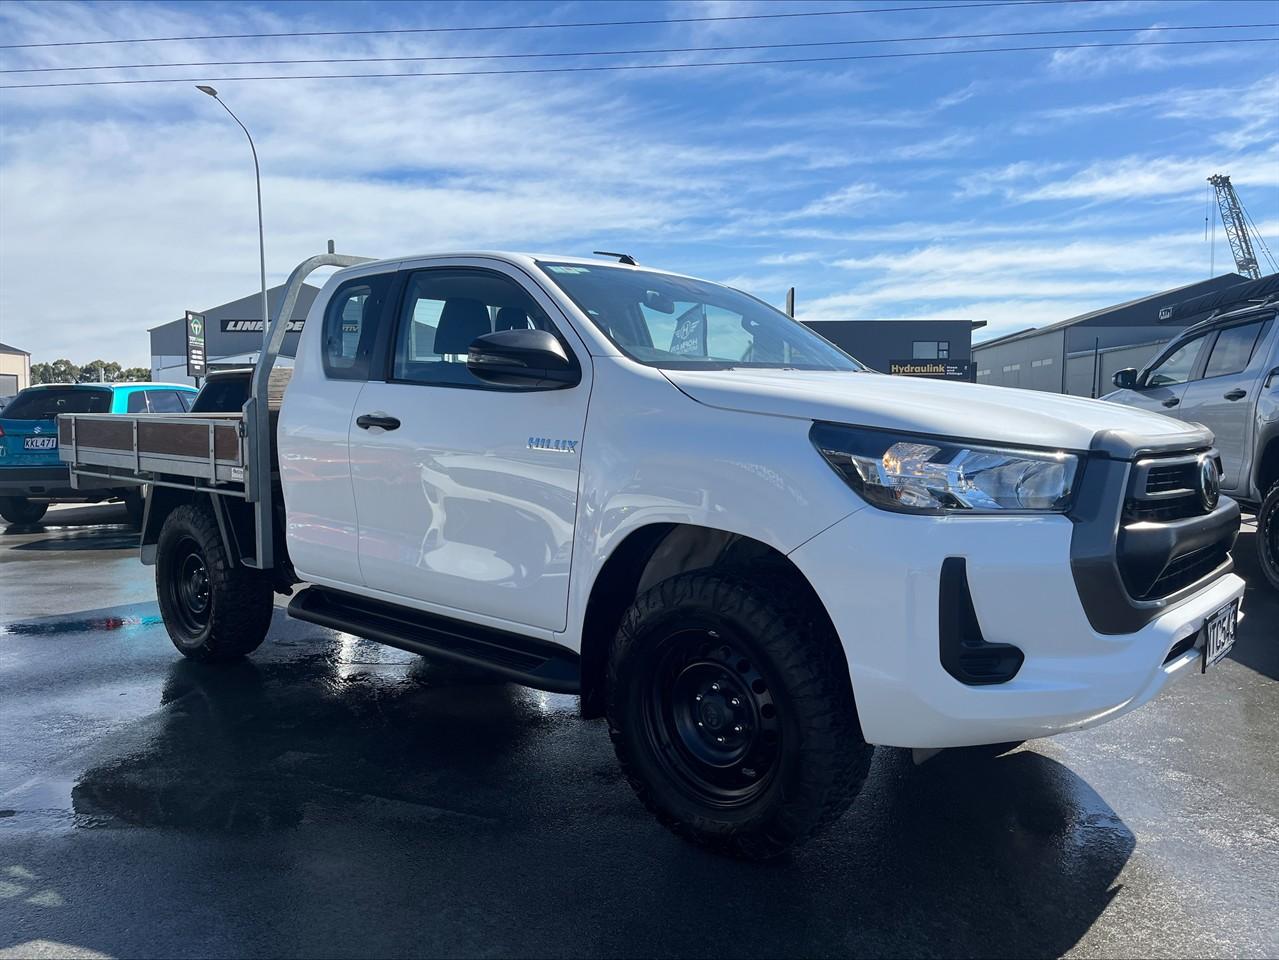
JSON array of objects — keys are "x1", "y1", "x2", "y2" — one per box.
[
  {"x1": 1162, "y1": 398, "x2": 1180, "y2": 408},
  {"x1": 356, "y1": 413, "x2": 401, "y2": 431},
  {"x1": 1223, "y1": 389, "x2": 1247, "y2": 401}
]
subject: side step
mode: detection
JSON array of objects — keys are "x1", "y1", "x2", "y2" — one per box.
[{"x1": 287, "y1": 587, "x2": 580, "y2": 694}]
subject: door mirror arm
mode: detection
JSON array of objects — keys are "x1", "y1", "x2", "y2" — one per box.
[{"x1": 466, "y1": 329, "x2": 580, "y2": 389}]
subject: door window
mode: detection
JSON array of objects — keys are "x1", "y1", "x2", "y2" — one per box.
[
  {"x1": 392, "y1": 269, "x2": 565, "y2": 388},
  {"x1": 146, "y1": 390, "x2": 186, "y2": 413},
  {"x1": 1144, "y1": 335, "x2": 1207, "y2": 387},
  {"x1": 1202, "y1": 321, "x2": 1267, "y2": 379},
  {"x1": 323, "y1": 274, "x2": 394, "y2": 381}
]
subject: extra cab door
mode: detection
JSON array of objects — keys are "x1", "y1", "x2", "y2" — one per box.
[
  {"x1": 349, "y1": 262, "x2": 591, "y2": 633},
  {"x1": 278, "y1": 269, "x2": 397, "y2": 587}
]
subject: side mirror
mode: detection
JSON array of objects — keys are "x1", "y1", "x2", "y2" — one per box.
[
  {"x1": 1265, "y1": 366, "x2": 1279, "y2": 389},
  {"x1": 467, "y1": 329, "x2": 579, "y2": 389},
  {"x1": 1112, "y1": 368, "x2": 1139, "y2": 390}
]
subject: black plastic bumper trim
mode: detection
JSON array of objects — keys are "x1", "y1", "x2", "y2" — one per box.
[
  {"x1": 288, "y1": 587, "x2": 581, "y2": 694},
  {"x1": 939, "y1": 557, "x2": 1024, "y2": 685}
]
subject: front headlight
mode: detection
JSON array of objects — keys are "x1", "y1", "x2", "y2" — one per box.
[{"x1": 810, "y1": 422, "x2": 1079, "y2": 514}]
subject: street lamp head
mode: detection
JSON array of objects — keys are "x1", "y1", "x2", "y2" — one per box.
[{"x1": 195, "y1": 85, "x2": 218, "y2": 98}]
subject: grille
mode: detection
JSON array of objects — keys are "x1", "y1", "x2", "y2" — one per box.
[
  {"x1": 1134, "y1": 542, "x2": 1230, "y2": 601},
  {"x1": 1145, "y1": 462, "x2": 1196, "y2": 495},
  {"x1": 1118, "y1": 450, "x2": 1233, "y2": 602}
]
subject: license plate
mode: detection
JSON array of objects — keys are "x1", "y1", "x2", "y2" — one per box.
[
  {"x1": 22, "y1": 436, "x2": 57, "y2": 450},
  {"x1": 1202, "y1": 600, "x2": 1238, "y2": 671}
]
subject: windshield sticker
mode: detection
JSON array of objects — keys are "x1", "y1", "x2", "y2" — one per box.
[{"x1": 546, "y1": 265, "x2": 591, "y2": 274}]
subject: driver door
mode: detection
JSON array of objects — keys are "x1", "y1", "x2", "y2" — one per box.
[{"x1": 1124, "y1": 332, "x2": 1211, "y2": 417}]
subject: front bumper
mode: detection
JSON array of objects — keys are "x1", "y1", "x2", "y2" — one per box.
[{"x1": 789, "y1": 507, "x2": 1246, "y2": 749}]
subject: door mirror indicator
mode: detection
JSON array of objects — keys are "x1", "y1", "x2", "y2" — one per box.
[
  {"x1": 1112, "y1": 368, "x2": 1139, "y2": 390},
  {"x1": 467, "y1": 329, "x2": 579, "y2": 389}
]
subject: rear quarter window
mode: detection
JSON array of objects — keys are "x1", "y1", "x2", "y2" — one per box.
[{"x1": 3, "y1": 388, "x2": 111, "y2": 419}]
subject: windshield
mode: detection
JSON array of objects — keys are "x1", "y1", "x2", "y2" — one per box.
[
  {"x1": 3, "y1": 387, "x2": 111, "y2": 419},
  {"x1": 537, "y1": 262, "x2": 864, "y2": 371}
]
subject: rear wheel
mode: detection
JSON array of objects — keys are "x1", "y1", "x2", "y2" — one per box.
[
  {"x1": 1258, "y1": 480, "x2": 1279, "y2": 592},
  {"x1": 0, "y1": 496, "x2": 47, "y2": 525},
  {"x1": 156, "y1": 502, "x2": 273, "y2": 662},
  {"x1": 607, "y1": 571, "x2": 872, "y2": 860}
]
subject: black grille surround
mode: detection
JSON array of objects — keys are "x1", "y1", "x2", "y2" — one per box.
[{"x1": 1070, "y1": 442, "x2": 1240, "y2": 636}]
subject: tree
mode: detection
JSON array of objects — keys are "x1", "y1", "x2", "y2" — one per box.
[
  {"x1": 31, "y1": 359, "x2": 81, "y2": 383},
  {"x1": 78, "y1": 360, "x2": 122, "y2": 383},
  {"x1": 120, "y1": 367, "x2": 151, "y2": 381}
]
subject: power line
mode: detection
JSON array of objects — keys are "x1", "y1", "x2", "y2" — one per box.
[
  {"x1": 4, "y1": 21, "x2": 1270, "y2": 74},
  {"x1": 3, "y1": 36, "x2": 1273, "y2": 89},
  {"x1": 0, "y1": 0, "x2": 1093, "y2": 49}
]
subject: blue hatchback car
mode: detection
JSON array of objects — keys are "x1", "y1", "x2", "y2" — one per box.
[{"x1": 0, "y1": 381, "x2": 197, "y2": 526}]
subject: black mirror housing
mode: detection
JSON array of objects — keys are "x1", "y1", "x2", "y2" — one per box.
[
  {"x1": 467, "y1": 329, "x2": 579, "y2": 389},
  {"x1": 1112, "y1": 368, "x2": 1139, "y2": 390}
]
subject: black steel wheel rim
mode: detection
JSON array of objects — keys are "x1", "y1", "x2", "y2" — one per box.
[
  {"x1": 641, "y1": 628, "x2": 781, "y2": 807},
  {"x1": 1264, "y1": 505, "x2": 1279, "y2": 579},
  {"x1": 169, "y1": 536, "x2": 211, "y2": 635}
]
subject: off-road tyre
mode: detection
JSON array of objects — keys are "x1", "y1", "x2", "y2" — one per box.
[
  {"x1": 0, "y1": 496, "x2": 47, "y2": 525},
  {"x1": 607, "y1": 571, "x2": 873, "y2": 860},
  {"x1": 1258, "y1": 480, "x2": 1279, "y2": 592},
  {"x1": 156, "y1": 502, "x2": 273, "y2": 662}
]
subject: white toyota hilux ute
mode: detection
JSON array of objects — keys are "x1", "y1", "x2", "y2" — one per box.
[{"x1": 60, "y1": 251, "x2": 1246, "y2": 859}]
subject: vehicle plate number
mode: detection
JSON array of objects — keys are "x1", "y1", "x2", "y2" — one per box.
[
  {"x1": 23, "y1": 436, "x2": 57, "y2": 450},
  {"x1": 1202, "y1": 600, "x2": 1237, "y2": 671}
]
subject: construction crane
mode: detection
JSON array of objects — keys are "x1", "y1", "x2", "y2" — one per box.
[{"x1": 1207, "y1": 173, "x2": 1273, "y2": 280}]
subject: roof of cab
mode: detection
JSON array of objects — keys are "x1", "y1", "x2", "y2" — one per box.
[{"x1": 333, "y1": 251, "x2": 699, "y2": 283}]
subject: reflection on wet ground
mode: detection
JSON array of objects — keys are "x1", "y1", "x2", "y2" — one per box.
[{"x1": 0, "y1": 513, "x2": 1276, "y2": 958}]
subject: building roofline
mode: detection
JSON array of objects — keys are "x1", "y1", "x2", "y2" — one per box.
[{"x1": 0, "y1": 342, "x2": 31, "y2": 356}]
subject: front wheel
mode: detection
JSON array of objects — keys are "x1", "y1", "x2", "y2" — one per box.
[
  {"x1": 607, "y1": 572, "x2": 872, "y2": 860},
  {"x1": 156, "y1": 502, "x2": 273, "y2": 662},
  {"x1": 1257, "y1": 480, "x2": 1279, "y2": 592},
  {"x1": 0, "y1": 496, "x2": 48, "y2": 525}
]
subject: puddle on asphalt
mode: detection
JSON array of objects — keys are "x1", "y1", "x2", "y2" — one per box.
[{"x1": 0, "y1": 613, "x2": 163, "y2": 637}]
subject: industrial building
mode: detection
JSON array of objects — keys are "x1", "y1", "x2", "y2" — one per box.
[
  {"x1": 802, "y1": 318, "x2": 984, "y2": 380},
  {"x1": 971, "y1": 273, "x2": 1262, "y2": 397},
  {"x1": 0, "y1": 342, "x2": 31, "y2": 397},
  {"x1": 149, "y1": 283, "x2": 320, "y2": 383}
]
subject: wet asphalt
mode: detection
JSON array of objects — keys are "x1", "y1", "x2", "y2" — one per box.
[{"x1": 0, "y1": 504, "x2": 1276, "y2": 960}]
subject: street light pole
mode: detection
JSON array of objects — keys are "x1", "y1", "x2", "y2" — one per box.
[{"x1": 196, "y1": 85, "x2": 269, "y2": 349}]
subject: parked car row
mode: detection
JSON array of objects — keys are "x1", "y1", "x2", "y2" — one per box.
[{"x1": 0, "y1": 381, "x2": 197, "y2": 525}]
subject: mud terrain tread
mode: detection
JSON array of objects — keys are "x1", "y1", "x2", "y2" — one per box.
[{"x1": 607, "y1": 570, "x2": 872, "y2": 859}]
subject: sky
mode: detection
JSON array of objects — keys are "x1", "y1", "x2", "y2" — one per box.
[{"x1": 0, "y1": 0, "x2": 1276, "y2": 368}]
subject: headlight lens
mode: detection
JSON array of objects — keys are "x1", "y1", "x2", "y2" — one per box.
[{"x1": 810, "y1": 422, "x2": 1079, "y2": 514}]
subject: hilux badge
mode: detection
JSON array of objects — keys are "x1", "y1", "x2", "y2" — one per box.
[{"x1": 528, "y1": 437, "x2": 578, "y2": 454}]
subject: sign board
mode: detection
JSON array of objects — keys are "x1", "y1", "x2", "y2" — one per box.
[
  {"x1": 220, "y1": 318, "x2": 305, "y2": 334},
  {"x1": 888, "y1": 359, "x2": 976, "y2": 382},
  {"x1": 185, "y1": 311, "x2": 206, "y2": 378}
]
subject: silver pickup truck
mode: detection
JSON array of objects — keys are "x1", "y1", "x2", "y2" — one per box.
[{"x1": 1106, "y1": 295, "x2": 1279, "y2": 590}]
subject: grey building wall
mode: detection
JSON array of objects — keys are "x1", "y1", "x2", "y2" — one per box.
[
  {"x1": 974, "y1": 328, "x2": 1065, "y2": 392},
  {"x1": 973, "y1": 273, "x2": 1248, "y2": 396},
  {"x1": 801, "y1": 319, "x2": 975, "y2": 373},
  {"x1": 150, "y1": 282, "x2": 321, "y2": 380}
]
